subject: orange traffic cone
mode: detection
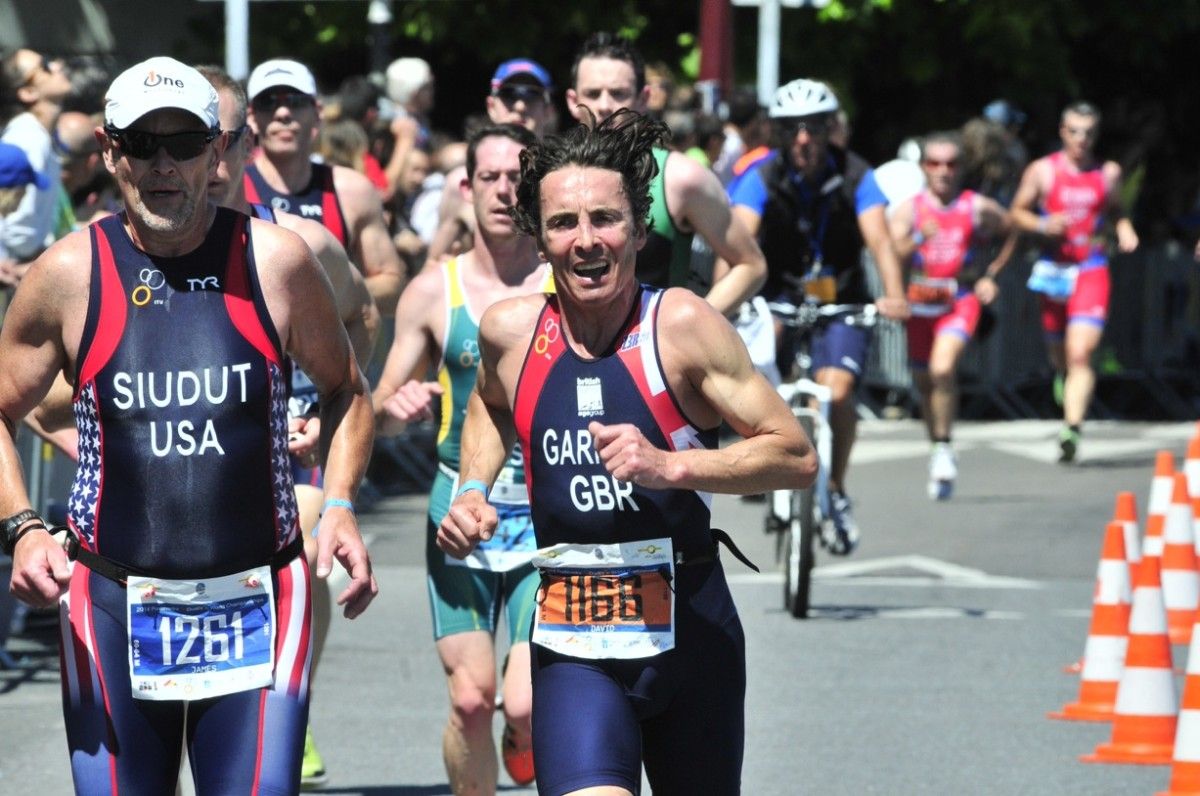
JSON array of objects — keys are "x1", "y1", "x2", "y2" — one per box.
[
  {"x1": 1082, "y1": 555, "x2": 1178, "y2": 765},
  {"x1": 1185, "y1": 434, "x2": 1200, "y2": 499},
  {"x1": 1159, "y1": 618, "x2": 1200, "y2": 794},
  {"x1": 1115, "y1": 491, "x2": 1143, "y2": 570},
  {"x1": 1145, "y1": 452, "x2": 1178, "y2": 561},
  {"x1": 1066, "y1": 493, "x2": 1143, "y2": 675},
  {"x1": 1163, "y1": 474, "x2": 1200, "y2": 645},
  {"x1": 1051, "y1": 521, "x2": 1132, "y2": 721}
]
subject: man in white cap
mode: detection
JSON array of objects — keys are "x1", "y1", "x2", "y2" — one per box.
[
  {"x1": 244, "y1": 58, "x2": 403, "y2": 315},
  {"x1": 0, "y1": 56, "x2": 376, "y2": 793}
]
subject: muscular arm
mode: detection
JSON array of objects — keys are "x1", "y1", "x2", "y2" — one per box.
[
  {"x1": 594, "y1": 289, "x2": 816, "y2": 495},
  {"x1": 254, "y1": 222, "x2": 376, "y2": 615},
  {"x1": 370, "y1": 266, "x2": 442, "y2": 437},
  {"x1": 887, "y1": 197, "x2": 918, "y2": 264},
  {"x1": 279, "y1": 213, "x2": 380, "y2": 368},
  {"x1": 858, "y1": 204, "x2": 909, "y2": 319},
  {"x1": 335, "y1": 167, "x2": 405, "y2": 315},
  {"x1": 1010, "y1": 159, "x2": 1053, "y2": 235},
  {"x1": 0, "y1": 237, "x2": 85, "y2": 605},
  {"x1": 667, "y1": 153, "x2": 766, "y2": 314},
  {"x1": 1104, "y1": 161, "x2": 1139, "y2": 253}
]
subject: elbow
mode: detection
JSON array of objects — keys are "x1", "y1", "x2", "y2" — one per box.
[{"x1": 795, "y1": 447, "x2": 818, "y2": 490}]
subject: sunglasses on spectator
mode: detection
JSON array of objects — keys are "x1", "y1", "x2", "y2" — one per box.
[
  {"x1": 105, "y1": 125, "x2": 219, "y2": 161},
  {"x1": 251, "y1": 90, "x2": 315, "y2": 113},
  {"x1": 494, "y1": 85, "x2": 548, "y2": 106},
  {"x1": 922, "y1": 158, "x2": 958, "y2": 169}
]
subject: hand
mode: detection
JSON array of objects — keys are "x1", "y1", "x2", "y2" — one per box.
[
  {"x1": 381, "y1": 380, "x2": 443, "y2": 424},
  {"x1": 10, "y1": 528, "x2": 71, "y2": 609},
  {"x1": 589, "y1": 421, "x2": 673, "y2": 489},
  {"x1": 314, "y1": 506, "x2": 377, "y2": 619},
  {"x1": 0, "y1": 258, "x2": 24, "y2": 288},
  {"x1": 287, "y1": 416, "x2": 321, "y2": 467},
  {"x1": 1040, "y1": 214, "x2": 1068, "y2": 238},
  {"x1": 919, "y1": 219, "x2": 939, "y2": 239},
  {"x1": 390, "y1": 114, "x2": 420, "y2": 143},
  {"x1": 437, "y1": 490, "x2": 497, "y2": 559},
  {"x1": 974, "y1": 275, "x2": 999, "y2": 305},
  {"x1": 875, "y1": 295, "x2": 910, "y2": 321},
  {"x1": 1116, "y1": 224, "x2": 1139, "y2": 254}
]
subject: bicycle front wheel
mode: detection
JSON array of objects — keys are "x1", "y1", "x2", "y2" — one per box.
[{"x1": 783, "y1": 417, "x2": 817, "y2": 618}]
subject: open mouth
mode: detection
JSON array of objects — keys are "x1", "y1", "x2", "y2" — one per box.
[{"x1": 574, "y1": 261, "x2": 609, "y2": 279}]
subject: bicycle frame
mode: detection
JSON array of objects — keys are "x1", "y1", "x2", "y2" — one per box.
[{"x1": 771, "y1": 378, "x2": 833, "y2": 525}]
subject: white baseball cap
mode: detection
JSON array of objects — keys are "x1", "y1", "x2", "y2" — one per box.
[
  {"x1": 105, "y1": 57, "x2": 219, "y2": 130},
  {"x1": 247, "y1": 59, "x2": 318, "y2": 101}
]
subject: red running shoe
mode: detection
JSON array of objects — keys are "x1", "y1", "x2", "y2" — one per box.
[{"x1": 501, "y1": 723, "x2": 535, "y2": 786}]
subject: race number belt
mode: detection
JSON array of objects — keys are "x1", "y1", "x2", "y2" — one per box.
[
  {"x1": 532, "y1": 538, "x2": 675, "y2": 660},
  {"x1": 126, "y1": 565, "x2": 276, "y2": 701},
  {"x1": 906, "y1": 275, "x2": 958, "y2": 318},
  {"x1": 1026, "y1": 259, "x2": 1079, "y2": 303},
  {"x1": 440, "y1": 462, "x2": 536, "y2": 572}
]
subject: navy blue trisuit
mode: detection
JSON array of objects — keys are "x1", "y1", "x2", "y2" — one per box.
[
  {"x1": 512, "y1": 286, "x2": 746, "y2": 795},
  {"x1": 60, "y1": 209, "x2": 312, "y2": 794}
]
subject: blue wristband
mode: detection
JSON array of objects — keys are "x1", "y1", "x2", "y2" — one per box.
[
  {"x1": 322, "y1": 498, "x2": 355, "y2": 515},
  {"x1": 456, "y1": 480, "x2": 489, "y2": 500}
]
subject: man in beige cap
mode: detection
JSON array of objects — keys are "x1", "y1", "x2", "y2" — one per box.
[
  {"x1": 0, "y1": 56, "x2": 376, "y2": 793},
  {"x1": 244, "y1": 58, "x2": 403, "y2": 314}
]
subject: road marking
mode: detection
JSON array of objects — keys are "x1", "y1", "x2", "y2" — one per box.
[
  {"x1": 728, "y1": 554, "x2": 1040, "y2": 589},
  {"x1": 809, "y1": 606, "x2": 1026, "y2": 620}
]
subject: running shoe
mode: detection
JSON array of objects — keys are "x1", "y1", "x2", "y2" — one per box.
[
  {"x1": 1058, "y1": 426, "x2": 1080, "y2": 464},
  {"x1": 300, "y1": 726, "x2": 328, "y2": 789},
  {"x1": 501, "y1": 723, "x2": 535, "y2": 786},
  {"x1": 823, "y1": 490, "x2": 860, "y2": 555},
  {"x1": 927, "y1": 442, "x2": 957, "y2": 501}
]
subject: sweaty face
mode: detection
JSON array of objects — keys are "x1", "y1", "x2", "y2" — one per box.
[
  {"x1": 920, "y1": 141, "x2": 960, "y2": 198},
  {"x1": 568, "y1": 57, "x2": 644, "y2": 124},
  {"x1": 536, "y1": 165, "x2": 644, "y2": 306},
  {"x1": 467, "y1": 135, "x2": 524, "y2": 240},
  {"x1": 104, "y1": 108, "x2": 221, "y2": 235},
  {"x1": 248, "y1": 85, "x2": 319, "y2": 158},
  {"x1": 1060, "y1": 111, "x2": 1098, "y2": 161},
  {"x1": 209, "y1": 88, "x2": 253, "y2": 206}
]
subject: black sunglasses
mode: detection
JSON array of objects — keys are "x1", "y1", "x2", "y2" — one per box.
[
  {"x1": 494, "y1": 84, "x2": 547, "y2": 106},
  {"x1": 778, "y1": 115, "x2": 832, "y2": 136},
  {"x1": 225, "y1": 124, "x2": 250, "y2": 143},
  {"x1": 251, "y1": 91, "x2": 315, "y2": 113},
  {"x1": 105, "y1": 125, "x2": 219, "y2": 161}
]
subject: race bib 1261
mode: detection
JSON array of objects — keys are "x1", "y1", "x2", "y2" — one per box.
[{"x1": 127, "y1": 566, "x2": 276, "y2": 701}]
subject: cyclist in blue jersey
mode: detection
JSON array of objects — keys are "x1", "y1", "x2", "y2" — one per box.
[
  {"x1": 438, "y1": 109, "x2": 815, "y2": 796},
  {"x1": 728, "y1": 78, "x2": 909, "y2": 554}
]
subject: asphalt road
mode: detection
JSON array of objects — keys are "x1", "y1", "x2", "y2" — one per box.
[{"x1": 1, "y1": 419, "x2": 1195, "y2": 795}]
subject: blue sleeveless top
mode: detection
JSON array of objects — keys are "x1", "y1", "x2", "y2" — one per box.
[{"x1": 69, "y1": 209, "x2": 299, "y2": 578}]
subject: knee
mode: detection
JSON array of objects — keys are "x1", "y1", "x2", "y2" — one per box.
[
  {"x1": 928, "y1": 362, "x2": 956, "y2": 389},
  {"x1": 448, "y1": 680, "x2": 495, "y2": 730},
  {"x1": 1065, "y1": 345, "x2": 1094, "y2": 370}
]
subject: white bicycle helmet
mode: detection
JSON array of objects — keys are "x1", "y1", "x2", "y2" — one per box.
[{"x1": 769, "y1": 79, "x2": 839, "y2": 119}]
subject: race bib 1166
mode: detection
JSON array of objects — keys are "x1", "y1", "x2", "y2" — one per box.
[
  {"x1": 532, "y1": 539, "x2": 674, "y2": 659},
  {"x1": 127, "y1": 566, "x2": 275, "y2": 701}
]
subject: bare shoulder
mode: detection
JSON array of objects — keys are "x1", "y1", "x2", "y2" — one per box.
[
  {"x1": 656, "y1": 286, "x2": 724, "y2": 336},
  {"x1": 247, "y1": 217, "x2": 319, "y2": 294},
  {"x1": 665, "y1": 149, "x2": 722, "y2": 203},
  {"x1": 30, "y1": 226, "x2": 94, "y2": 285},
  {"x1": 330, "y1": 164, "x2": 382, "y2": 212},
  {"x1": 273, "y1": 210, "x2": 339, "y2": 256},
  {"x1": 478, "y1": 292, "x2": 545, "y2": 348}
]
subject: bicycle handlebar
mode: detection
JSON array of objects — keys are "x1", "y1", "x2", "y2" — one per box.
[{"x1": 766, "y1": 300, "x2": 878, "y2": 329}]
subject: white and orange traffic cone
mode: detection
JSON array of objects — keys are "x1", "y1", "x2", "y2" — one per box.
[
  {"x1": 1145, "y1": 451, "x2": 1178, "y2": 562},
  {"x1": 1082, "y1": 554, "x2": 1178, "y2": 765},
  {"x1": 1066, "y1": 494, "x2": 1141, "y2": 675},
  {"x1": 1185, "y1": 434, "x2": 1200, "y2": 499},
  {"x1": 1163, "y1": 474, "x2": 1200, "y2": 646},
  {"x1": 1051, "y1": 521, "x2": 1131, "y2": 721},
  {"x1": 1158, "y1": 617, "x2": 1200, "y2": 794}
]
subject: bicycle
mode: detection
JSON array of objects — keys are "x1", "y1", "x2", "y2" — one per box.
[{"x1": 763, "y1": 300, "x2": 877, "y2": 618}]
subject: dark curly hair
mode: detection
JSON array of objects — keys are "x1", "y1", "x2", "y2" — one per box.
[{"x1": 511, "y1": 108, "x2": 668, "y2": 240}]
